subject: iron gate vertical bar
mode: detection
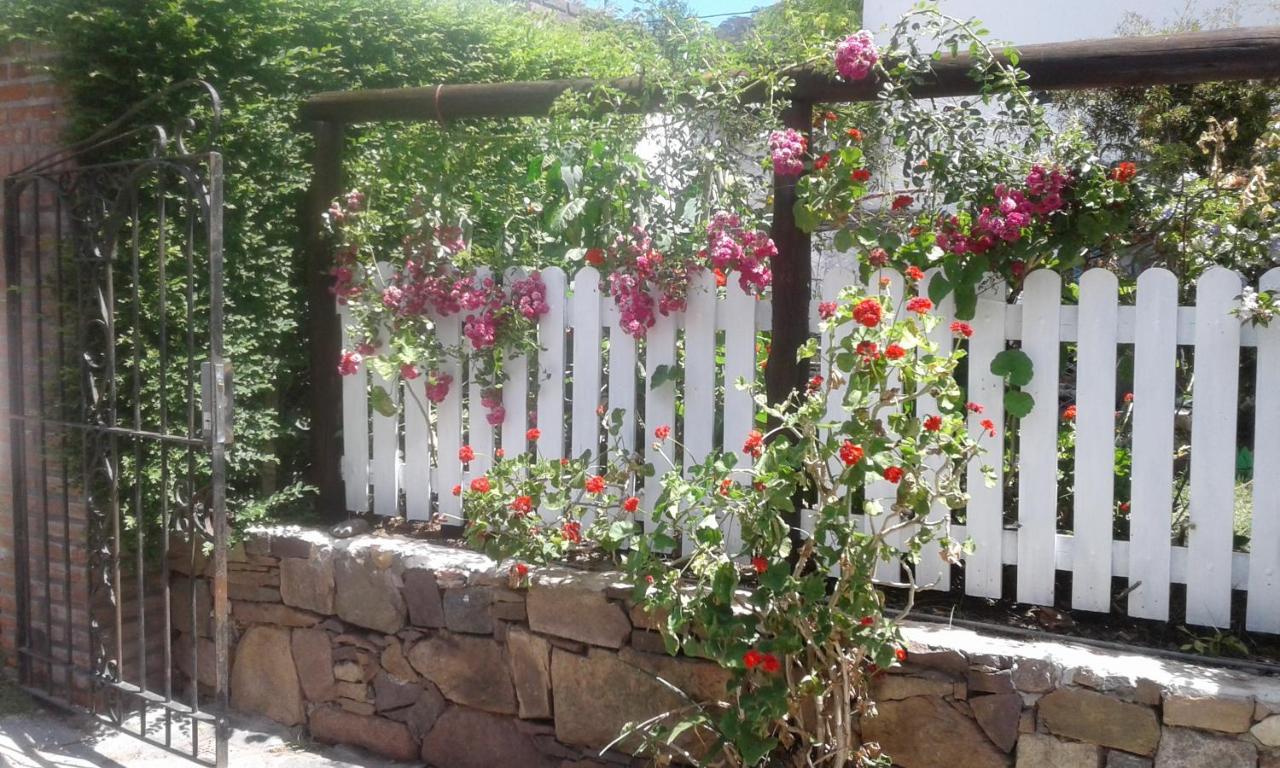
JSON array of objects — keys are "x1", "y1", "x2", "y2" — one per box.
[
  {"x1": 33, "y1": 175, "x2": 55, "y2": 694},
  {"x1": 54, "y1": 181, "x2": 74, "y2": 698},
  {"x1": 4, "y1": 176, "x2": 32, "y2": 689},
  {"x1": 306, "y1": 121, "x2": 346, "y2": 521},
  {"x1": 128, "y1": 186, "x2": 147, "y2": 734},
  {"x1": 156, "y1": 168, "x2": 173, "y2": 748},
  {"x1": 206, "y1": 151, "x2": 229, "y2": 768}
]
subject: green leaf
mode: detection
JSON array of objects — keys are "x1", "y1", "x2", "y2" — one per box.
[
  {"x1": 369, "y1": 386, "x2": 397, "y2": 417},
  {"x1": 990, "y1": 349, "x2": 1034, "y2": 387},
  {"x1": 1004, "y1": 389, "x2": 1035, "y2": 418},
  {"x1": 650, "y1": 364, "x2": 677, "y2": 390},
  {"x1": 953, "y1": 283, "x2": 978, "y2": 320},
  {"x1": 833, "y1": 228, "x2": 855, "y2": 253},
  {"x1": 927, "y1": 273, "x2": 951, "y2": 304}
]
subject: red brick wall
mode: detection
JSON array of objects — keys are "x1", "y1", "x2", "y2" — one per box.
[{"x1": 0, "y1": 41, "x2": 72, "y2": 671}]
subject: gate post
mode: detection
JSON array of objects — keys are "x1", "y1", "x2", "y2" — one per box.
[{"x1": 304, "y1": 121, "x2": 347, "y2": 521}]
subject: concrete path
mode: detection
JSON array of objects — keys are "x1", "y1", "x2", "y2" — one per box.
[{"x1": 0, "y1": 683, "x2": 418, "y2": 767}]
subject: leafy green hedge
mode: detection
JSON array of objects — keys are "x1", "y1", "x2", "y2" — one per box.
[{"x1": 0, "y1": 0, "x2": 650, "y2": 525}]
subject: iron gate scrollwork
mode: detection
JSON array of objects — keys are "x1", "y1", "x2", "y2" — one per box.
[{"x1": 4, "y1": 81, "x2": 230, "y2": 767}]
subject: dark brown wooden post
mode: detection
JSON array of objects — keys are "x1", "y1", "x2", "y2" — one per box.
[
  {"x1": 765, "y1": 100, "x2": 814, "y2": 409},
  {"x1": 305, "y1": 121, "x2": 347, "y2": 520}
]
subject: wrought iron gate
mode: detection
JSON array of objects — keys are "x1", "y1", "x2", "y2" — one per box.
[{"x1": 3, "y1": 81, "x2": 230, "y2": 766}]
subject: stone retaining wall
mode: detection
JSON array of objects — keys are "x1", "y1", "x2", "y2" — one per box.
[{"x1": 172, "y1": 526, "x2": 1280, "y2": 768}]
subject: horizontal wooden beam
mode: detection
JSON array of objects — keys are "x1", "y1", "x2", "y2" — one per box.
[{"x1": 301, "y1": 26, "x2": 1280, "y2": 124}]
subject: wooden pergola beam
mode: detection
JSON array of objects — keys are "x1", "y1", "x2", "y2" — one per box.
[{"x1": 301, "y1": 26, "x2": 1280, "y2": 123}]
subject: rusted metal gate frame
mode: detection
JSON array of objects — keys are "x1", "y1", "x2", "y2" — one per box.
[
  {"x1": 299, "y1": 26, "x2": 1280, "y2": 525},
  {"x1": 3, "y1": 81, "x2": 231, "y2": 768}
]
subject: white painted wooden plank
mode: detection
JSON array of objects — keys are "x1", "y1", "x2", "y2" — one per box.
[
  {"x1": 435, "y1": 314, "x2": 464, "y2": 524},
  {"x1": 1186, "y1": 267, "x2": 1243, "y2": 628},
  {"x1": 871, "y1": 269, "x2": 905, "y2": 584},
  {"x1": 502, "y1": 269, "x2": 531, "y2": 462},
  {"x1": 642, "y1": 309, "x2": 678, "y2": 528},
  {"x1": 721, "y1": 278, "x2": 757, "y2": 556},
  {"x1": 915, "y1": 269, "x2": 954, "y2": 592},
  {"x1": 964, "y1": 276, "x2": 1007, "y2": 599},
  {"x1": 606, "y1": 295, "x2": 638, "y2": 461},
  {"x1": 570, "y1": 268, "x2": 603, "y2": 467},
  {"x1": 403, "y1": 377, "x2": 432, "y2": 521},
  {"x1": 820, "y1": 266, "x2": 857, "y2": 425},
  {"x1": 370, "y1": 368, "x2": 401, "y2": 517},
  {"x1": 1248, "y1": 267, "x2": 1280, "y2": 632},
  {"x1": 1015, "y1": 269, "x2": 1061, "y2": 606},
  {"x1": 536, "y1": 268, "x2": 568, "y2": 462},
  {"x1": 338, "y1": 300, "x2": 369, "y2": 513},
  {"x1": 682, "y1": 270, "x2": 718, "y2": 555},
  {"x1": 1128, "y1": 268, "x2": 1179, "y2": 621},
  {"x1": 1071, "y1": 268, "x2": 1119, "y2": 612},
  {"x1": 368, "y1": 262, "x2": 400, "y2": 517},
  {"x1": 467, "y1": 268, "x2": 495, "y2": 478},
  {"x1": 1006, "y1": 304, "x2": 1259, "y2": 347}
]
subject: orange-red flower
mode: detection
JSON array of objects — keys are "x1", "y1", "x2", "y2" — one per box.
[
  {"x1": 1110, "y1": 161, "x2": 1137, "y2": 183},
  {"x1": 623, "y1": 496, "x2": 640, "y2": 513},
  {"x1": 839, "y1": 440, "x2": 864, "y2": 466},
  {"x1": 883, "y1": 466, "x2": 904, "y2": 483}
]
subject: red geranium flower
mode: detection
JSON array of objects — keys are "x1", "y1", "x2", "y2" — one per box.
[
  {"x1": 846, "y1": 128, "x2": 863, "y2": 141},
  {"x1": 966, "y1": 402, "x2": 984, "y2": 414},
  {"x1": 905, "y1": 265, "x2": 924, "y2": 282},
  {"x1": 743, "y1": 430, "x2": 765, "y2": 458},
  {"x1": 459, "y1": 445, "x2": 475, "y2": 462},
  {"x1": 526, "y1": 427, "x2": 541, "y2": 442},
  {"x1": 511, "y1": 496, "x2": 533, "y2": 515},
  {"x1": 623, "y1": 496, "x2": 640, "y2": 513},
  {"x1": 1062, "y1": 404, "x2": 1077, "y2": 421},
  {"x1": 451, "y1": 484, "x2": 462, "y2": 496},
  {"x1": 853, "y1": 298, "x2": 882, "y2": 328},
  {"x1": 905, "y1": 296, "x2": 933, "y2": 314},
  {"x1": 891, "y1": 194, "x2": 914, "y2": 210},
  {"x1": 884, "y1": 343, "x2": 906, "y2": 360},
  {"x1": 562, "y1": 521, "x2": 582, "y2": 543},
  {"x1": 1123, "y1": 392, "x2": 1134, "y2": 403},
  {"x1": 814, "y1": 153, "x2": 831, "y2": 171},
  {"x1": 743, "y1": 649, "x2": 765, "y2": 669},
  {"x1": 752, "y1": 556, "x2": 768, "y2": 574},
  {"x1": 859, "y1": 615, "x2": 875, "y2": 626},
  {"x1": 584, "y1": 475, "x2": 606, "y2": 494},
  {"x1": 807, "y1": 374, "x2": 824, "y2": 392},
  {"x1": 714, "y1": 267, "x2": 727, "y2": 287},
  {"x1": 839, "y1": 440, "x2": 864, "y2": 466},
  {"x1": 513, "y1": 563, "x2": 529, "y2": 578},
  {"x1": 923, "y1": 415, "x2": 943, "y2": 432},
  {"x1": 950, "y1": 321, "x2": 974, "y2": 338},
  {"x1": 470, "y1": 476, "x2": 491, "y2": 493},
  {"x1": 883, "y1": 466, "x2": 904, "y2": 483},
  {"x1": 894, "y1": 648, "x2": 908, "y2": 663},
  {"x1": 856, "y1": 340, "x2": 880, "y2": 361},
  {"x1": 980, "y1": 418, "x2": 996, "y2": 437},
  {"x1": 585, "y1": 248, "x2": 605, "y2": 266},
  {"x1": 761, "y1": 654, "x2": 781, "y2": 673},
  {"x1": 1110, "y1": 161, "x2": 1137, "y2": 183},
  {"x1": 719, "y1": 478, "x2": 733, "y2": 496},
  {"x1": 654, "y1": 424, "x2": 671, "y2": 440},
  {"x1": 851, "y1": 168, "x2": 872, "y2": 183}
]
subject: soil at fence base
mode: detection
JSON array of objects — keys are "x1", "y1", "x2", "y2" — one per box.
[{"x1": 369, "y1": 516, "x2": 1280, "y2": 671}]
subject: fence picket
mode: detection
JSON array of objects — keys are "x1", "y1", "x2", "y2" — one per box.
[
  {"x1": 606, "y1": 297, "x2": 638, "y2": 461},
  {"x1": 642, "y1": 309, "x2": 678, "y2": 527},
  {"x1": 502, "y1": 268, "x2": 531, "y2": 461},
  {"x1": 1072, "y1": 269, "x2": 1119, "y2": 612},
  {"x1": 1187, "y1": 267, "x2": 1243, "y2": 628},
  {"x1": 435, "y1": 314, "x2": 464, "y2": 524},
  {"x1": 1016, "y1": 269, "x2": 1061, "y2": 606},
  {"x1": 570, "y1": 268, "x2": 603, "y2": 470},
  {"x1": 965, "y1": 276, "x2": 1007, "y2": 599},
  {"x1": 1248, "y1": 268, "x2": 1280, "y2": 632},
  {"x1": 817, "y1": 266, "x2": 857, "y2": 573},
  {"x1": 403, "y1": 378, "x2": 432, "y2": 521},
  {"x1": 468, "y1": 268, "x2": 495, "y2": 478},
  {"x1": 338, "y1": 301, "x2": 369, "y2": 513},
  {"x1": 871, "y1": 269, "x2": 905, "y2": 584},
  {"x1": 1128, "y1": 268, "x2": 1178, "y2": 621},
  {"x1": 536, "y1": 267, "x2": 568, "y2": 464},
  {"x1": 916, "y1": 270, "x2": 954, "y2": 592},
  {"x1": 721, "y1": 279, "x2": 758, "y2": 555},
  {"x1": 682, "y1": 270, "x2": 718, "y2": 555}
]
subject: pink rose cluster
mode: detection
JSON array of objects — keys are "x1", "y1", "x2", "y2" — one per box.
[
  {"x1": 935, "y1": 165, "x2": 1072, "y2": 256},
  {"x1": 769, "y1": 129, "x2": 807, "y2": 177},
  {"x1": 607, "y1": 226, "x2": 692, "y2": 339},
  {"x1": 705, "y1": 211, "x2": 776, "y2": 294},
  {"x1": 835, "y1": 31, "x2": 878, "y2": 81}
]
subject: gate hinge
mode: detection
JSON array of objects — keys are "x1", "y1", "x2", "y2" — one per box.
[{"x1": 200, "y1": 361, "x2": 235, "y2": 445}]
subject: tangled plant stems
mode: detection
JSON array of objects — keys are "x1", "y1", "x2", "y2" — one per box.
[{"x1": 460, "y1": 278, "x2": 993, "y2": 767}]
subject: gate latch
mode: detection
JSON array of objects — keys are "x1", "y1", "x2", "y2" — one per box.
[{"x1": 200, "y1": 361, "x2": 235, "y2": 445}]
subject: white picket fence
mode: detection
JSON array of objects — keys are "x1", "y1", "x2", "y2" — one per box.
[{"x1": 339, "y1": 264, "x2": 1280, "y2": 633}]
